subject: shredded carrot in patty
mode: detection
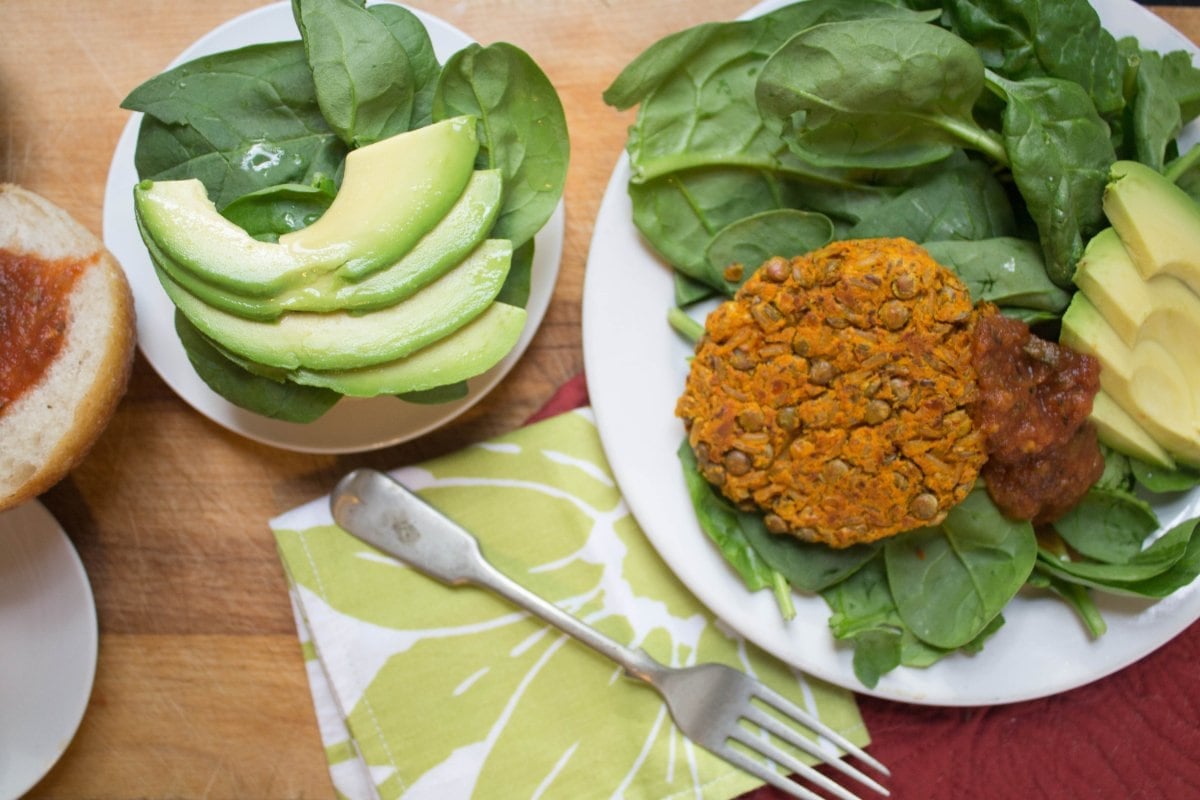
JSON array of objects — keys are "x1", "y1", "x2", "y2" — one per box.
[{"x1": 677, "y1": 237, "x2": 986, "y2": 548}]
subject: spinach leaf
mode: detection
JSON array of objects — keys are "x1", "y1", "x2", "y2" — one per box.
[
  {"x1": 399, "y1": 382, "x2": 469, "y2": 404},
  {"x1": 757, "y1": 19, "x2": 1007, "y2": 169},
  {"x1": 1028, "y1": 568, "x2": 1107, "y2": 637},
  {"x1": 822, "y1": 554, "x2": 1003, "y2": 687},
  {"x1": 615, "y1": 2, "x2": 937, "y2": 184},
  {"x1": 367, "y1": 3, "x2": 440, "y2": 128},
  {"x1": 677, "y1": 441, "x2": 791, "y2": 612},
  {"x1": 822, "y1": 556, "x2": 903, "y2": 687},
  {"x1": 990, "y1": 74, "x2": 1116, "y2": 286},
  {"x1": 922, "y1": 237, "x2": 1071, "y2": 311},
  {"x1": 1051, "y1": 487, "x2": 1160, "y2": 564},
  {"x1": 174, "y1": 311, "x2": 340, "y2": 423},
  {"x1": 845, "y1": 155, "x2": 1016, "y2": 242},
  {"x1": 630, "y1": 167, "x2": 805, "y2": 288},
  {"x1": 705, "y1": 209, "x2": 833, "y2": 292},
  {"x1": 123, "y1": 41, "x2": 348, "y2": 209},
  {"x1": 942, "y1": 0, "x2": 1125, "y2": 115},
  {"x1": 495, "y1": 238, "x2": 534, "y2": 309},
  {"x1": 220, "y1": 179, "x2": 336, "y2": 242},
  {"x1": 674, "y1": 272, "x2": 716, "y2": 307},
  {"x1": 1037, "y1": 516, "x2": 1200, "y2": 597},
  {"x1": 747, "y1": 528, "x2": 879, "y2": 595},
  {"x1": 1131, "y1": 459, "x2": 1200, "y2": 494},
  {"x1": 433, "y1": 42, "x2": 569, "y2": 250},
  {"x1": 884, "y1": 489, "x2": 1037, "y2": 649},
  {"x1": 604, "y1": 0, "x2": 937, "y2": 111},
  {"x1": 293, "y1": 0, "x2": 415, "y2": 146},
  {"x1": 1162, "y1": 48, "x2": 1200, "y2": 124},
  {"x1": 1127, "y1": 48, "x2": 1183, "y2": 173}
]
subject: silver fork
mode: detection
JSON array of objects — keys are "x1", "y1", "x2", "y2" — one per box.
[{"x1": 330, "y1": 468, "x2": 890, "y2": 800}]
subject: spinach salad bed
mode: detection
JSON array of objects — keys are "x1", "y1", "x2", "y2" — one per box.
[
  {"x1": 605, "y1": 0, "x2": 1200, "y2": 687},
  {"x1": 122, "y1": 0, "x2": 568, "y2": 423}
]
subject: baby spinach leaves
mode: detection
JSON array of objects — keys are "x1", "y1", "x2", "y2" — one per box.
[
  {"x1": 610, "y1": 0, "x2": 1200, "y2": 293},
  {"x1": 942, "y1": 0, "x2": 1126, "y2": 115},
  {"x1": 123, "y1": 41, "x2": 348, "y2": 210}
]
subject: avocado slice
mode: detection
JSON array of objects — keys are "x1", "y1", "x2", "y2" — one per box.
[
  {"x1": 1061, "y1": 293, "x2": 1200, "y2": 467},
  {"x1": 134, "y1": 116, "x2": 480, "y2": 296},
  {"x1": 290, "y1": 302, "x2": 528, "y2": 396},
  {"x1": 1104, "y1": 159, "x2": 1200, "y2": 295},
  {"x1": 1090, "y1": 391, "x2": 1175, "y2": 470},
  {"x1": 141, "y1": 169, "x2": 504, "y2": 321},
  {"x1": 1073, "y1": 227, "x2": 1200, "y2": 348},
  {"x1": 278, "y1": 169, "x2": 504, "y2": 313},
  {"x1": 153, "y1": 239, "x2": 514, "y2": 371}
]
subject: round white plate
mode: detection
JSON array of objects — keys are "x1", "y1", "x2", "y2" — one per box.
[
  {"x1": 103, "y1": 2, "x2": 564, "y2": 454},
  {"x1": 583, "y1": 0, "x2": 1200, "y2": 706},
  {"x1": 0, "y1": 501, "x2": 98, "y2": 798}
]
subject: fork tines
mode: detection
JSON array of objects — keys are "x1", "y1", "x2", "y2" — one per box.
[{"x1": 725, "y1": 681, "x2": 889, "y2": 800}]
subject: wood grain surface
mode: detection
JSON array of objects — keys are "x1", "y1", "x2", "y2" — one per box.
[{"x1": 2, "y1": 2, "x2": 1197, "y2": 798}]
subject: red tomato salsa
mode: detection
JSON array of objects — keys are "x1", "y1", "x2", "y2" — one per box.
[
  {"x1": 970, "y1": 306, "x2": 1104, "y2": 524},
  {"x1": 0, "y1": 248, "x2": 89, "y2": 413}
]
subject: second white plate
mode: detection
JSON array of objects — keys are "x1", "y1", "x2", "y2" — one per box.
[{"x1": 0, "y1": 501, "x2": 97, "y2": 799}]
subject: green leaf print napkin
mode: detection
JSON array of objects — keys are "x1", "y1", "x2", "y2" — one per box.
[{"x1": 271, "y1": 408, "x2": 868, "y2": 800}]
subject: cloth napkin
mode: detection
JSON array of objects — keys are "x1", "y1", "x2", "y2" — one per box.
[{"x1": 271, "y1": 407, "x2": 868, "y2": 800}]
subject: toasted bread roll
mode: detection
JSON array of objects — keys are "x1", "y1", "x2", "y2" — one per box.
[{"x1": 0, "y1": 184, "x2": 136, "y2": 511}]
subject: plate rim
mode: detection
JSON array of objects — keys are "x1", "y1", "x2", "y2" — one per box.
[
  {"x1": 0, "y1": 500, "x2": 98, "y2": 799},
  {"x1": 101, "y1": 1, "x2": 564, "y2": 455},
  {"x1": 582, "y1": 0, "x2": 1200, "y2": 706}
]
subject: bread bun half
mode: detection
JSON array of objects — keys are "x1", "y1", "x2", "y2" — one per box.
[{"x1": 0, "y1": 184, "x2": 136, "y2": 511}]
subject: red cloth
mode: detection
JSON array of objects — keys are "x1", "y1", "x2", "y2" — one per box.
[{"x1": 533, "y1": 373, "x2": 1200, "y2": 799}]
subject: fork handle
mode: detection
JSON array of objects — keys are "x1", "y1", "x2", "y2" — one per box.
[
  {"x1": 331, "y1": 468, "x2": 665, "y2": 685},
  {"x1": 471, "y1": 555, "x2": 665, "y2": 684}
]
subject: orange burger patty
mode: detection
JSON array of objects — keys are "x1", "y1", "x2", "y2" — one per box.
[{"x1": 676, "y1": 237, "x2": 987, "y2": 548}]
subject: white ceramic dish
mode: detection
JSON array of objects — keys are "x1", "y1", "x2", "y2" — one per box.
[
  {"x1": 583, "y1": 0, "x2": 1200, "y2": 705},
  {"x1": 0, "y1": 501, "x2": 98, "y2": 798},
  {"x1": 102, "y1": 2, "x2": 563, "y2": 454}
]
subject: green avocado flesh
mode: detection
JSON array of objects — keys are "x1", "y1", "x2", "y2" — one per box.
[
  {"x1": 1090, "y1": 391, "x2": 1175, "y2": 470},
  {"x1": 291, "y1": 302, "x2": 528, "y2": 396},
  {"x1": 1105, "y1": 159, "x2": 1200, "y2": 296},
  {"x1": 277, "y1": 169, "x2": 503, "y2": 313},
  {"x1": 133, "y1": 115, "x2": 480, "y2": 296},
  {"x1": 141, "y1": 169, "x2": 504, "y2": 320},
  {"x1": 1062, "y1": 161, "x2": 1200, "y2": 468},
  {"x1": 1063, "y1": 293, "x2": 1200, "y2": 467},
  {"x1": 154, "y1": 239, "x2": 514, "y2": 371}
]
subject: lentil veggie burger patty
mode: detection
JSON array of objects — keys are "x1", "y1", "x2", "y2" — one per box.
[{"x1": 676, "y1": 237, "x2": 986, "y2": 548}]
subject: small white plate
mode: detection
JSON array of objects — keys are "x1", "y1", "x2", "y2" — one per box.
[
  {"x1": 102, "y1": 2, "x2": 564, "y2": 454},
  {"x1": 0, "y1": 501, "x2": 98, "y2": 799},
  {"x1": 583, "y1": 0, "x2": 1200, "y2": 705}
]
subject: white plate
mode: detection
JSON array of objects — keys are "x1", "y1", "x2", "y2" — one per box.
[
  {"x1": 583, "y1": 0, "x2": 1200, "y2": 706},
  {"x1": 102, "y1": 2, "x2": 564, "y2": 454},
  {"x1": 0, "y1": 501, "x2": 98, "y2": 798}
]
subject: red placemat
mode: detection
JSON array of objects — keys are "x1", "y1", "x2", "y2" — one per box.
[{"x1": 532, "y1": 373, "x2": 1200, "y2": 799}]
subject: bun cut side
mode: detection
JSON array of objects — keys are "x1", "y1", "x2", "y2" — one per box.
[{"x1": 0, "y1": 184, "x2": 136, "y2": 512}]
